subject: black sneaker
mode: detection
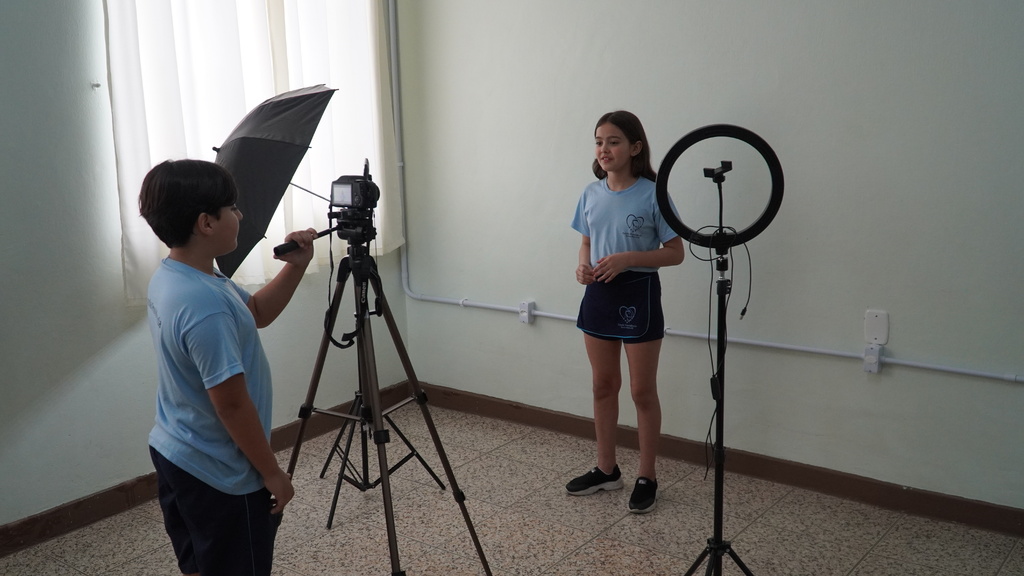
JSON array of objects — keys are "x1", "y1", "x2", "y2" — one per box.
[
  {"x1": 628, "y1": 477, "x2": 658, "y2": 513},
  {"x1": 565, "y1": 465, "x2": 623, "y2": 495}
]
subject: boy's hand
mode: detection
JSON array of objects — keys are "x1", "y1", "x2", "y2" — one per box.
[
  {"x1": 265, "y1": 468, "x2": 294, "y2": 514},
  {"x1": 274, "y1": 228, "x2": 317, "y2": 266}
]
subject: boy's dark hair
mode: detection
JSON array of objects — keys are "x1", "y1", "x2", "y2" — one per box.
[
  {"x1": 592, "y1": 110, "x2": 658, "y2": 182},
  {"x1": 139, "y1": 159, "x2": 239, "y2": 248}
]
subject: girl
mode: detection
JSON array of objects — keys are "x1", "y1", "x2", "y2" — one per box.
[{"x1": 567, "y1": 111, "x2": 684, "y2": 513}]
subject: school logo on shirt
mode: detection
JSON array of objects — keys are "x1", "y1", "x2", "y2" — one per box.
[{"x1": 625, "y1": 214, "x2": 644, "y2": 238}]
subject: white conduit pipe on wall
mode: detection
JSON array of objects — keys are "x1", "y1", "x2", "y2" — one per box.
[{"x1": 383, "y1": 2, "x2": 1021, "y2": 386}]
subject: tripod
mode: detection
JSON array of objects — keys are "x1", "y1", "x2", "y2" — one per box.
[
  {"x1": 285, "y1": 240, "x2": 492, "y2": 576},
  {"x1": 684, "y1": 164, "x2": 756, "y2": 576}
]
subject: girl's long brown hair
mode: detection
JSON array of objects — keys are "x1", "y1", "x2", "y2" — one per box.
[{"x1": 592, "y1": 110, "x2": 657, "y2": 181}]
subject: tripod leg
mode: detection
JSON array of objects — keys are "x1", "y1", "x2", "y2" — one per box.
[
  {"x1": 319, "y1": 425, "x2": 345, "y2": 478},
  {"x1": 286, "y1": 260, "x2": 351, "y2": 477},
  {"x1": 326, "y1": 419, "x2": 354, "y2": 529},
  {"x1": 377, "y1": 293, "x2": 493, "y2": 576},
  {"x1": 356, "y1": 312, "x2": 405, "y2": 575},
  {"x1": 327, "y1": 447, "x2": 348, "y2": 530},
  {"x1": 385, "y1": 414, "x2": 446, "y2": 489},
  {"x1": 321, "y1": 394, "x2": 361, "y2": 479},
  {"x1": 683, "y1": 546, "x2": 711, "y2": 576},
  {"x1": 326, "y1": 397, "x2": 369, "y2": 529},
  {"x1": 726, "y1": 546, "x2": 757, "y2": 576}
]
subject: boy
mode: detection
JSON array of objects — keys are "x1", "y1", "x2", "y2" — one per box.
[{"x1": 139, "y1": 159, "x2": 317, "y2": 576}]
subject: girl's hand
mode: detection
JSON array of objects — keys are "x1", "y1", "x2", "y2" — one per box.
[
  {"x1": 593, "y1": 253, "x2": 629, "y2": 282},
  {"x1": 576, "y1": 263, "x2": 595, "y2": 285}
]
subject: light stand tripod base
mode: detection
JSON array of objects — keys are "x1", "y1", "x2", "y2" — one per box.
[{"x1": 684, "y1": 538, "x2": 756, "y2": 576}]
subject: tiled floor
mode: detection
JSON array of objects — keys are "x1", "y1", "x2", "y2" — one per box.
[{"x1": 3, "y1": 406, "x2": 1023, "y2": 575}]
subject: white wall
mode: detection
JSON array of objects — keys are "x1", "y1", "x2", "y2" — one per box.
[
  {"x1": 395, "y1": 0, "x2": 1024, "y2": 509},
  {"x1": 0, "y1": 1, "x2": 407, "y2": 526}
]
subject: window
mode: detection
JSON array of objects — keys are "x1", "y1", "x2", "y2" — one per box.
[{"x1": 106, "y1": 0, "x2": 402, "y2": 298}]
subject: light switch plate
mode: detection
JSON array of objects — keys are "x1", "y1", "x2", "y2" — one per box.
[{"x1": 864, "y1": 309, "x2": 889, "y2": 344}]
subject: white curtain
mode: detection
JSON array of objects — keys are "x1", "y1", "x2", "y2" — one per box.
[{"x1": 106, "y1": 0, "x2": 403, "y2": 299}]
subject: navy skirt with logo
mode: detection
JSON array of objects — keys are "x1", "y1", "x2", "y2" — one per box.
[{"x1": 577, "y1": 270, "x2": 664, "y2": 343}]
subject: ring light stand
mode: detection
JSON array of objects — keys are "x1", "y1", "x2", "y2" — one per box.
[{"x1": 656, "y1": 125, "x2": 784, "y2": 576}]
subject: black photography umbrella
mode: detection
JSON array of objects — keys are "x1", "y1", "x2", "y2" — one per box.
[{"x1": 213, "y1": 84, "x2": 336, "y2": 278}]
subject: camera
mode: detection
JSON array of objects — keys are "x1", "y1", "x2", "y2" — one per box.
[
  {"x1": 330, "y1": 160, "x2": 380, "y2": 210},
  {"x1": 328, "y1": 159, "x2": 379, "y2": 247},
  {"x1": 272, "y1": 160, "x2": 380, "y2": 257}
]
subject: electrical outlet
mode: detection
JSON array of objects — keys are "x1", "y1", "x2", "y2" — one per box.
[{"x1": 864, "y1": 344, "x2": 882, "y2": 373}]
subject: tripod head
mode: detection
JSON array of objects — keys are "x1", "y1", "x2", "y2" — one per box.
[
  {"x1": 327, "y1": 229, "x2": 383, "y2": 350},
  {"x1": 271, "y1": 216, "x2": 376, "y2": 258},
  {"x1": 328, "y1": 208, "x2": 376, "y2": 244}
]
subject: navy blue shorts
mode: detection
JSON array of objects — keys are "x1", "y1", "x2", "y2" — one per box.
[
  {"x1": 150, "y1": 446, "x2": 282, "y2": 576},
  {"x1": 577, "y1": 271, "x2": 664, "y2": 343}
]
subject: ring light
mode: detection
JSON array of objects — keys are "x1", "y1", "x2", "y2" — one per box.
[{"x1": 656, "y1": 124, "x2": 784, "y2": 251}]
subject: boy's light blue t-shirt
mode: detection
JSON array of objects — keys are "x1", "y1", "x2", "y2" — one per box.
[
  {"x1": 571, "y1": 177, "x2": 678, "y2": 272},
  {"x1": 146, "y1": 258, "x2": 272, "y2": 495}
]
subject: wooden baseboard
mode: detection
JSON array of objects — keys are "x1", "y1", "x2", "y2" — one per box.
[
  {"x1": 0, "y1": 384, "x2": 409, "y2": 559},
  {"x1": 0, "y1": 474, "x2": 158, "y2": 559},
  {"x1": 420, "y1": 383, "x2": 1024, "y2": 537},
  {"x1": 2, "y1": 382, "x2": 1021, "y2": 558}
]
